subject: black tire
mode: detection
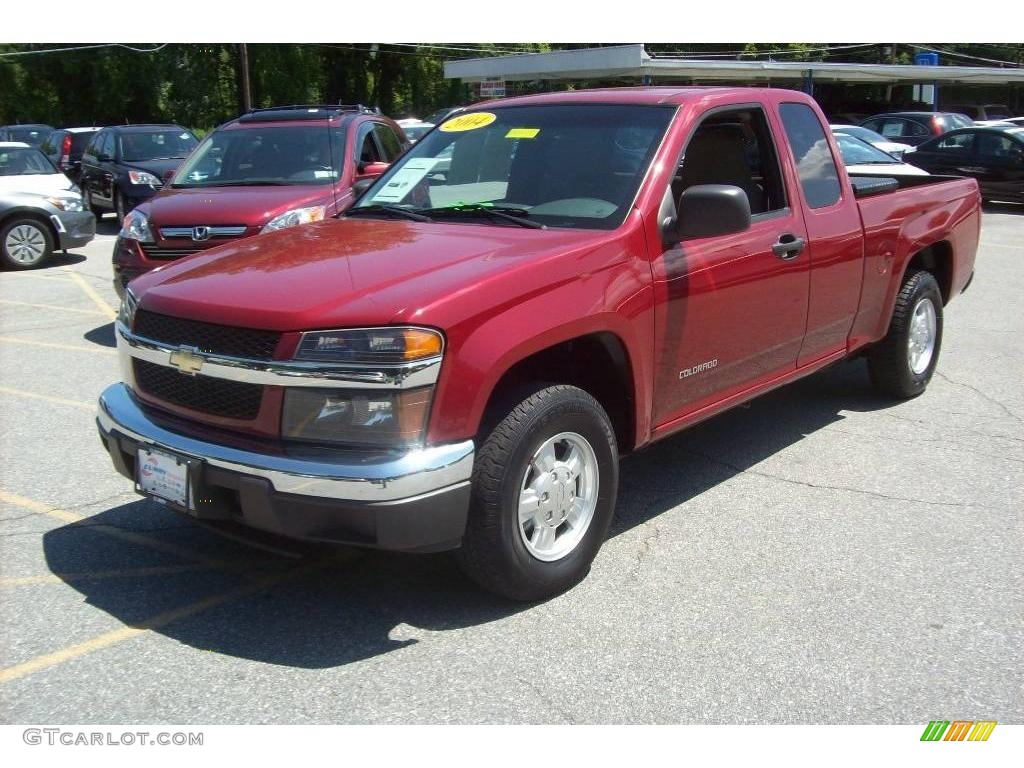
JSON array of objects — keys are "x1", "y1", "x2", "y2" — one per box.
[
  {"x1": 82, "y1": 187, "x2": 102, "y2": 220},
  {"x1": 114, "y1": 189, "x2": 127, "y2": 223},
  {"x1": 868, "y1": 269, "x2": 943, "y2": 398},
  {"x1": 456, "y1": 384, "x2": 619, "y2": 601},
  {"x1": 0, "y1": 217, "x2": 54, "y2": 270}
]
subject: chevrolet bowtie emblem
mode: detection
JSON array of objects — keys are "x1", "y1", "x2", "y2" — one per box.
[{"x1": 168, "y1": 346, "x2": 204, "y2": 376}]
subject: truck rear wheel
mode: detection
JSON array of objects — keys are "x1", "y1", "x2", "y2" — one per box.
[
  {"x1": 868, "y1": 269, "x2": 943, "y2": 398},
  {"x1": 457, "y1": 385, "x2": 619, "y2": 601}
]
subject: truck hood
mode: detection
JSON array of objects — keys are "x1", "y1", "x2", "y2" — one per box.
[
  {"x1": 144, "y1": 185, "x2": 336, "y2": 227},
  {"x1": 132, "y1": 217, "x2": 613, "y2": 331}
]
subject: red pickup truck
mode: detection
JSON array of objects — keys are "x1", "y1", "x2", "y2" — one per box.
[{"x1": 97, "y1": 88, "x2": 979, "y2": 601}]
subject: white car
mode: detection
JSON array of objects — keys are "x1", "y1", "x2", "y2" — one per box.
[
  {"x1": 831, "y1": 124, "x2": 913, "y2": 159},
  {"x1": 977, "y1": 117, "x2": 1024, "y2": 128},
  {"x1": 832, "y1": 133, "x2": 928, "y2": 177},
  {"x1": 0, "y1": 142, "x2": 95, "y2": 268},
  {"x1": 400, "y1": 121, "x2": 435, "y2": 144}
]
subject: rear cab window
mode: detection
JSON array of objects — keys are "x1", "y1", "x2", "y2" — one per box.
[{"x1": 779, "y1": 103, "x2": 842, "y2": 209}]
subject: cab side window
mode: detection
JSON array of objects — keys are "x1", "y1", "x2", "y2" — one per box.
[
  {"x1": 84, "y1": 131, "x2": 103, "y2": 158},
  {"x1": 779, "y1": 102, "x2": 842, "y2": 209},
  {"x1": 674, "y1": 106, "x2": 787, "y2": 217},
  {"x1": 976, "y1": 133, "x2": 1013, "y2": 160},
  {"x1": 933, "y1": 132, "x2": 974, "y2": 153},
  {"x1": 356, "y1": 125, "x2": 382, "y2": 165},
  {"x1": 372, "y1": 124, "x2": 405, "y2": 162}
]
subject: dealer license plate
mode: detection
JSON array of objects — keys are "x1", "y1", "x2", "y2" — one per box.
[{"x1": 136, "y1": 447, "x2": 192, "y2": 510}]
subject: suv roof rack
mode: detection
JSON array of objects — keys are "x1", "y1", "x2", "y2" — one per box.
[{"x1": 238, "y1": 104, "x2": 380, "y2": 123}]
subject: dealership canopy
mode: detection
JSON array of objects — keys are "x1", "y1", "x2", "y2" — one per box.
[{"x1": 444, "y1": 44, "x2": 1024, "y2": 85}]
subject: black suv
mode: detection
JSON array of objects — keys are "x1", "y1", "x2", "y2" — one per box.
[
  {"x1": 40, "y1": 127, "x2": 102, "y2": 183},
  {"x1": 859, "y1": 112, "x2": 974, "y2": 146},
  {"x1": 79, "y1": 124, "x2": 198, "y2": 220},
  {"x1": 0, "y1": 124, "x2": 55, "y2": 147}
]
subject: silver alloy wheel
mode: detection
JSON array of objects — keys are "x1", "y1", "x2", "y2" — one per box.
[
  {"x1": 517, "y1": 431, "x2": 599, "y2": 562},
  {"x1": 907, "y1": 296, "x2": 937, "y2": 375},
  {"x1": 4, "y1": 223, "x2": 47, "y2": 265}
]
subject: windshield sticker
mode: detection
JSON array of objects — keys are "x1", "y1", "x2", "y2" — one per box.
[
  {"x1": 368, "y1": 158, "x2": 439, "y2": 203},
  {"x1": 440, "y1": 112, "x2": 497, "y2": 132},
  {"x1": 505, "y1": 128, "x2": 540, "y2": 139}
]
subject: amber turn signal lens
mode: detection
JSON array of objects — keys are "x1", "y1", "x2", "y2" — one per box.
[{"x1": 402, "y1": 329, "x2": 443, "y2": 360}]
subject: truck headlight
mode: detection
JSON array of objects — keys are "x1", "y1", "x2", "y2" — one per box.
[
  {"x1": 282, "y1": 387, "x2": 433, "y2": 447},
  {"x1": 261, "y1": 205, "x2": 326, "y2": 234},
  {"x1": 295, "y1": 327, "x2": 442, "y2": 364},
  {"x1": 128, "y1": 170, "x2": 161, "y2": 186},
  {"x1": 119, "y1": 210, "x2": 154, "y2": 242},
  {"x1": 117, "y1": 287, "x2": 138, "y2": 328}
]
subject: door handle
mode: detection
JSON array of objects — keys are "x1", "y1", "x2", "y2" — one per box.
[{"x1": 772, "y1": 234, "x2": 805, "y2": 260}]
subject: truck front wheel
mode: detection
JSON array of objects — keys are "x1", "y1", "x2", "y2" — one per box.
[
  {"x1": 457, "y1": 385, "x2": 619, "y2": 601},
  {"x1": 868, "y1": 269, "x2": 944, "y2": 398}
]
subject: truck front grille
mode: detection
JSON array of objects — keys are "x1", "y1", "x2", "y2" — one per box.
[
  {"x1": 133, "y1": 359, "x2": 263, "y2": 420},
  {"x1": 133, "y1": 310, "x2": 281, "y2": 360}
]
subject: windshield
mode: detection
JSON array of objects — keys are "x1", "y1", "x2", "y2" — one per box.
[
  {"x1": 834, "y1": 125, "x2": 889, "y2": 145},
  {"x1": 403, "y1": 124, "x2": 434, "y2": 141},
  {"x1": 172, "y1": 125, "x2": 347, "y2": 187},
  {"x1": 945, "y1": 114, "x2": 974, "y2": 129},
  {"x1": 834, "y1": 134, "x2": 899, "y2": 165},
  {"x1": 7, "y1": 126, "x2": 52, "y2": 147},
  {"x1": 119, "y1": 129, "x2": 197, "y2": 162},
  {"x1": 0, "y1": 147, "x2": 58, "y2": 176},
  {"x1": 353, "y1": 104, "x2": 674, "y2": 230}
]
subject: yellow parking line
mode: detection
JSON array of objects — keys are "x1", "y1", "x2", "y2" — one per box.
[
  {"x1": 0, "y1": 336, "x2": 116, "y2": 355},
  {"x1": 0, "y1": 386, "x2": 94, "y2": 411},
  {"x1": 63, "y1": 268, "x2": 117, "y2": 321},
  {"x1": 0, "y1": 561, "x2": 249, "y2": 588},
  {"x1": 0, "y1": 562, "x2": 322, "y2": 684},
  {"x1": 0, "y1": 490, "x2": 231, "y2": 568},
  {"x1": 0, "y1": 299, "x2": 108, "y2": 316}
]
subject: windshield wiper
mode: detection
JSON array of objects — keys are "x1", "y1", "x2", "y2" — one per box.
[
  {"x1": 345, "y1": 204, "x2": 433, "y2": 223},
  {"x1": 424, "y1": 203, "x2": 545, "y2": 229},
  {"x1": 200, "y1": 180, "x2": 296, "y2": 187}
]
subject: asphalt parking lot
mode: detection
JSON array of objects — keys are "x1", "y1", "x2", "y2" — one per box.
[{"x1": 0, "y1": 208, "x2": 1021, "y2": 725}]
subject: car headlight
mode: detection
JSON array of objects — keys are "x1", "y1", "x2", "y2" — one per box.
[
  {"x1": 295, "y1": 327, "x2": 443, "y2": 364},
  {"x1": 282, "y1": 387, "x2": 434, "y2": 447},
  {"x1": 128, "y1": 170, "x2": 161, "y2": 186},
  {"x1": 45, "y1": 196, "x2": 84, "y2": 212},
  {"x1": 119, "y1": 210, "x2": 154, "y2": 242},
  {"x1": 117, "y1": 288, "x2": 138, "y2": 328},
  {"x1": 261, "y1": 205, "x2": 326, "y2": 234}
]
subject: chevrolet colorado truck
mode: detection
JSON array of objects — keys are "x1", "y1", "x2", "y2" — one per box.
[{"x1": 97, "y1": 88, "x2": 980, "y2": 601}]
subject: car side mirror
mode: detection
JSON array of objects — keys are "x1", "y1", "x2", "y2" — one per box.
[
  {"x1": 97, "y1": 153, "x2": 113, "y2": 162},
  {"x1": 351, "y1": 177, "x2": 376, "y2": 198},
  {"x1": 676, "y1": 184, "x2": 751, "y2": 241},
  {"x1": 357, "y1": 160, "x2": 389, "y2": 178}
]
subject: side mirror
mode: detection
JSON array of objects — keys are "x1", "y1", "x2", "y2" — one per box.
[
  {"x1": 676, "y1": 184, "x2": 751, "y2": 241},
  {"x1": 357, "y1": 160, "x2": 389, "y2": 178},
  {"x1": 96, "y1": 153, "x2": 113, "y2": 162},
  {"x1": 351, "y1": 177, "x2": 376, "y2": 198}
]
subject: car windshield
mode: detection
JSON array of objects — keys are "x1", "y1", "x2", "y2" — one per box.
[
  {"x1": 0, "y1": 147, "x2": 58, "y2": 176},
  {"x1": 171, "y1": 125, "x2": 347, "y2": 187},
  {"x1": 403, "y1": 124, "x2": 434, "y2": 141},
  {"x1": 834, "y1": 125, "x2": 890, "y2": 145},
  {"x1": 119, "y1": 129, "x2": 198, "y2": 162},
  {"x1": 7, "y1": 127, "x2": 52, "y2": 147},
  {"x1": 353, "y1": 104, "x2": 674, "y2": 230},
  {"x1": 834, "y1": 134, "x2": 899, "y2": 165},
  {"x1": 945, "y1": 114, "x2": 974, "y2": 129}
]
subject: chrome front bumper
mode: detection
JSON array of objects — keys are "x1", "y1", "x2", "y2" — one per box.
[{"x1": 96, "y1": 383, "x2": 475, "y2": 551}]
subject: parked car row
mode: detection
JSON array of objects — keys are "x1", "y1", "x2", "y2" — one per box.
[
  {"x1": 825, "y1": 108, "x2": 1024, "y2": 205},
  {"x1": 112, "y1": 104, "x2": 409, "y2": 295}
]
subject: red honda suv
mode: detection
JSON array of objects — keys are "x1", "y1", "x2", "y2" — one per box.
[{"x1": 112, "y1": 105, "x2": 408, "y2": 296}]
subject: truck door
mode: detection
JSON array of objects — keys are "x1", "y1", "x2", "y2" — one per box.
[
  {"x1": 651, "y1": 105, "x2": 810, "y2": 426},
  {"x1": 776, "y1": 102, "x2": 865, "y2": 365}
]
